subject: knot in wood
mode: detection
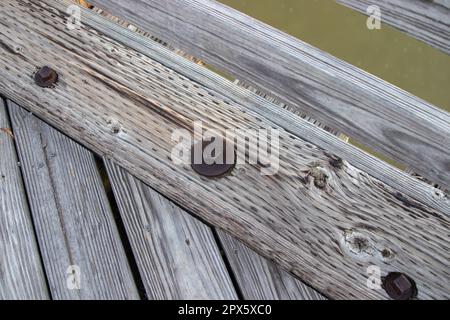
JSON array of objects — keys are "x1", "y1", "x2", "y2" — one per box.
[
  {"x1": 106, "y1": 119, "x2": 122, "y2": 134},
  {"x1": 310, "y1": 166, "x2": 330, "y2": 189}
]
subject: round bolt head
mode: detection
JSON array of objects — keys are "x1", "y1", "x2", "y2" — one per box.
[
  {"x1": 191, "y1": 139, "x2": 235, "y2": 178},
  {"x1": 34, "y1": 66, "x2": 58, "y2": 88},
  {"x1": 383, "y1": 272, "x2": 417, "y2": 300}
]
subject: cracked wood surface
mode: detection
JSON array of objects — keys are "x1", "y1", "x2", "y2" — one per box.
[
  {"x1": 90, "y1": 0, "x2": 450, "y2": 189},
  {"x1": 0, "y1": 99, "x2": 49, "y2": 300},
  {"x1": 336, "y1": 0, "x2": 450, "y2": 54},
  {"x1": 0, "y1": 0, "x2": 449, "y2": 299}
]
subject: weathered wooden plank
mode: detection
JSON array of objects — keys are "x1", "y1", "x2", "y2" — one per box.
[
  {"x1": 435, "y1": 0, "x2": 450, "y2": 9},
  {"x1": 92, "y1": 9, "x2": 328, "y2": 300},
  {"x1": 59, "y1": 0, "x2": 447, "y2": 217},
  {"x1": 336, "y1": 0, "x2": 450, "y2": 54},
  {"x1": 234, "y1": 80, "x2": 349, "y2": 142},
  {"x1": 7, "y1": 102, "x2": 139, "y2": 300},
  {"x1": 104, "y1": 160, "x2": 237, "y2": 300},
  {"x1": 216, "y1": 231, "x2": 326, "y2": 300},
  {"x1": 89, "y1": 0, "x2": 450, "y2": 189},
  {"x1": 0, "y1": 0, "x2": 449, "y2": 299},
  {"x1": 0, "y1": 99, "x2": 49, "y2": 300},
  {"x1": 105, "y1": 158, "x2": 323, "y2": 300},
  {"x1": 218, "y1": 82, "x2": 330, "y2": 300}
]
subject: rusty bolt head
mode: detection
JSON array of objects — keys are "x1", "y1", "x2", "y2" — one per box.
[
  {"x1": 34, "y1": 66, "x2": 58, "y2": 88},
  {"x1": 382, "y1": 272, "x2": 417, "y2": 300},
  {"x1": 191, "y1": 139, "x2": 235, "y2": 178}
]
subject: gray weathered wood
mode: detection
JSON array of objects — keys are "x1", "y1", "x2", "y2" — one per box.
[
  {"x1": 218, "y1": 81, "x2": 329, "y2": 300},
  {"x1": 7, "y1": 102, "x2": 139, "y2": 300},
  {"x1": 89, "y1": 0, "x2": 450, "y2": 189},
  {"x1": 70, "y1": 0, "x2": 450, "y2": 211},
  {"x1": 93, "y1": 11, "x2": 327, "y2": 300},
  {"x1": 0, "y1": 99, "x2": 49, "y2": 300},
  {"x1": 217, "y1": 231, "x2": 326, "y2": 300},
  {"x1": 0, "y1": 0, "x2": 449, "y2": 299},
  {"x1": 336, "y1": 0, "x2": 450, "y2": 54},
  {"x1": 104, "y1": 160, "x2": 238, "y2": 300},
  {"x1": 435, "y1": 0, "x2": 450, "y2": 9},
  {"x1": 105, "y1": 158, "x2": 323, "y2": 300}
]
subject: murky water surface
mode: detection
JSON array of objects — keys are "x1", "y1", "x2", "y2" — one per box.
[{"x1": 220, "y1": 0, "x2": 450, "y2": 112}]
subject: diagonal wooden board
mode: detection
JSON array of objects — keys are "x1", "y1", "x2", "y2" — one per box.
[
  {"x1": 104, "y1": 160, "x2": 324, "y2": 300},
  {"x1": 0, "y1": 0, "x2": 449, "y2": 299},
  {"x1": 216, "y1": 231, "x2": 326, "y2": 300},
  {"x1": 71, "y1": 2, "x2": 321, "y2": 300},
  {"x1": 89, "y1": 0, "x2": 450, "y2": 189}
]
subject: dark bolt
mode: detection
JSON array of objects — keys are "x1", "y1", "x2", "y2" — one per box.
[
  {"x1": 34, "y1": 66, "x2": 58, "y2": 88},
  {"x1": 382, "y1": 272, "x2": 417, "y2": 300},
  {"x1": 191, "y1": 138, "x2": 235, "y2": 178}
]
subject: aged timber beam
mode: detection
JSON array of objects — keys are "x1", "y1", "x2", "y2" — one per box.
[
  {"x1": 89, "y1": 0, "x2": 450, "y2": 189},
  {"x1": 60, "y1": 0, "x2": 448, "y2": 214},
  {"x1": 336, "y1": 0, "x2": 450, "y2": 54},
  {"x1": 0, "y1": 0, "x2": 449, "y2": 299}
]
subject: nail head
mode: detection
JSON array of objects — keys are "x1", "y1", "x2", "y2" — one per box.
[
  {"x1": 191, "y1": 139, "x2": 235, "y2": 178},
  {"x1": 383, "y1": 272, "x2": 417, "y2": 300},
  {"x1": 34, "y1": 66, "x2": 58, "y2": 88}
]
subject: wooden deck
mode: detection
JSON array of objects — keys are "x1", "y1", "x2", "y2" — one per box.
[
  {"x1": 0, "y1": 99, "x2": 324, "y2": 300},
  {"x1": 0, "y1": 0, "x2": 449, "y2": 300}
]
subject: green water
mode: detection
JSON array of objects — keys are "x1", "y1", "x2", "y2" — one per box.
[{"x1": 220, "y1": 0, "x2": 450, "y2": 112}]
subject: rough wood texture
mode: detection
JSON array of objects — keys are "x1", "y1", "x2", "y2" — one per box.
[
  {"x1": 104, "y1": 160, "x2": 238, "y2": 300},
  {"x1": 93, "y1": 9, "x2": 327, "y2": 300},
  {"x1": 217, "y1": 231, "x2": 326, "y2": 300},
  {"x1": 106, "y1": 158, "x2": 323, "y2": 300},
  {"x1": 336, "y1": 0, "x2": 450, "y2": 54},
  {"x1": 89, "y1": 0, "x2": 450, "y2": 189},
  {"x1": 0, "y1": 0, "x2": 449, "y2": 299},
  {"x1": 435, "y1": 0, "x2": 450, "y2": 9},
  {"x1": 60, "y1": 0, "x2": 447, "y2": 216},
  {"x1": 7, "y1": 102, "x2": 139, "y2": 300},
  {"x1": 0, "y1": 99, "x2": 49, "y2": 300}
]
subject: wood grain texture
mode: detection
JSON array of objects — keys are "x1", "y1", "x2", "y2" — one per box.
[
  {"x1": 0, "y1": 0, "x2": 449, "y2": 299},
  {"x1": 219, "y1": 81, "x2": 329, "y2": 300},
  {"x1": 59, "y1": 0, "x2": 448, "y2": 217},
  {"x1": 435, "y1": 0, "x2": 450, "y2": 9},
  {"x1": 93, "y1": 10, "x2": 327, "y2": 300},
  {"x1": 0, "y1": 99, "x2": 49, "y2": 300},
  {"x1": 216, "y1": 231, "x2": 326, "y2": 300},
  {"x1": 89, "y1": 0, "x2": 450, "y2": 189},
  {"x1": 336, "y1": 0, "x2": 450, "y2": 54},
  {"x1": 7, "y1": 102, "x2": 139, "y2": 300},
  {"x1": 104, "y1": 160, "x2": 237, "y2": 300},
  {"x1": 105, "y1": 158, "x2": 323, "y2": 300}
]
